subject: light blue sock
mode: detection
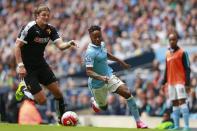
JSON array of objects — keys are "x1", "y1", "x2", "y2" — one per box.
[
  {"x1": 127, "y1": 97, "x2": 140, "y2": 121},
  {"x1": 172, "y1": 106, "x2": 180, "y2": 129},
  {"x1": 180, "y1": 104, "x2": 189, "y2": 129}
]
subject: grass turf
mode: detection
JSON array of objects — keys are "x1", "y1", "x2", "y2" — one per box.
[{"x1": 0, "y1": 123, "x2": 166, "y2": 131}]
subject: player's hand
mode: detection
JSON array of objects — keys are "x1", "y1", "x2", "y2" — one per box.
[
  {"x1": 68, "y1": 40, "x2": 78, "y2": 48},
  {"x1": 120, "y1": 62, "x2": 131, "y2": 69},
  {"x1": 16, "y1": 65, "x2": 27, "y2": 78},
  {"x1": 101, "y1": 76, "x2": 110, "y2": 83}
]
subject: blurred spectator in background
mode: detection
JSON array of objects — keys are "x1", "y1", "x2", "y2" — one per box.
[
  {"x1": 188, "y1": 77, "x2": 197, "y2": 119},
  {"x1": 106, "y1": 94, "x2": 121, "y2": 115},
  {"x1": 135, "y1": 89, "x2": 147, "y2": 115},
  {"x1": 156, "y1": 109, "x2": 174, "y2": 129}
]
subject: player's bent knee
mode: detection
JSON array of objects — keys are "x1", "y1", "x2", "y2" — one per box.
[
  {"x1": 125, "y1": 94, "x2": 131, "y2": 99},
  {"x1": 54, "y1": 92, "x2": 63, "y2": 99},
  {"x1": 38, "y1": 99, "x2": 46, "y2": 105},
  {"x1": 36, "y1": 97, "x2": 47, "y2": 105},
  {"x1": 123, "y1": 92, "x2": 132, "y2": 99}
]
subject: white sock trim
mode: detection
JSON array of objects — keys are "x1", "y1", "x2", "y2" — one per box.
[{"x1": 24, "y1": 91, "x2": 34, "y2": 100}]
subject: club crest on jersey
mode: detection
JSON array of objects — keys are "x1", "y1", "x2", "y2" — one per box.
[
  {"x1": 46, "y1": 28, "x2": 51, "y2": 35},
  {"x1": 85, "y1": 55, "x2": 92, "y2": 62},
  {"x1": 34, "y1": 37, "x2": 50, "y2": 43},
  {"x1": 103, "y1": 48, "x2": 107, "y2": 53}
]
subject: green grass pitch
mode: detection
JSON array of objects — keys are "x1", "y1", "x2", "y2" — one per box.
[{"x1": 0, "y1": 123, "x2": 166, "y2": 131}]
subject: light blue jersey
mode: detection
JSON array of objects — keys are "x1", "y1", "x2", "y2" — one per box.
[{"x1": 85, "y1": 42, "x2": 113, "y2": 89}]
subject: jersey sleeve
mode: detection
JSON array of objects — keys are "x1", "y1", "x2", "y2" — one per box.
[
  {"x1": 50, "y1": 26, "x2": 60, "y2": 42},
  {"x1": 182, "y1": 51, "x2": 191, "y2": 86},
  {"x1": 17, "y1": 26, "x2": 29, "y2": 44},
  {"x1": 17, "y1": 21, "x2": 35, "y2": 44},
  {"x1": 85, "y1": 51, "x2": 95, "y2": 68}
]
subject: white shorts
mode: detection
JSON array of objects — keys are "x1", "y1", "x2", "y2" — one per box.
[
  {"x1": 91, "y1": 75, "x2": 124, "y2": 107},
  {"x1": 168, "y1": 84, "x2": 187, "y2": 101}
]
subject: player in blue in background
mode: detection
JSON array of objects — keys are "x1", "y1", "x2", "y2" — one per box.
[{"x1": 85, "y1": 25, "x2": 148, "y2": 128}]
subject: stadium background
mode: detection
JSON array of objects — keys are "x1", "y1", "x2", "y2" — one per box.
[{"x1": 0, "y1": 0, "x2": 196, "y2": 128}]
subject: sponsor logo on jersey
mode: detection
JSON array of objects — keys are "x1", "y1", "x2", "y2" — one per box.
[{"x1": 34, "y1": 37, "x2": 50, "y2": 43}]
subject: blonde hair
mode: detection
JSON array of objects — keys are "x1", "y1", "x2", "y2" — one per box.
[{"x1": 34, "y1": 4, "x2": 50, "y2": 19}]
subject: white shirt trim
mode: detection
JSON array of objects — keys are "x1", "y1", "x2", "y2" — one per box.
[
  {"x1": 17, "y1": 38, "x2": 27, "y2": 44},
  {"x1": 19, "y1": 21, "x2": 36, "y2": 41},
  {"x1": 53, "y1": 38, "x2": 61, "y2": 44},
  {"x1": 86, "y1": 65, "x2": 93, "y2": 67}
]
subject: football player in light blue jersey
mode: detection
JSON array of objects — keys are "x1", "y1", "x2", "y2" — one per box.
[{"x1": 85, "y1": 25, "x2": 148, "y2": 128}]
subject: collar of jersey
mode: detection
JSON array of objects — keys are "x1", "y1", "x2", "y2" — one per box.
[{"x1": 89, "y1": 43, "x2": 101, "y2": 48}]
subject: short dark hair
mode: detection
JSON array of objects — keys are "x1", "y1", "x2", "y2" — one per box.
[
  {"x1": 34, "y1": 4, "x2": 50, "y2": 19},
  {"x1": 168, "y1": 30, "x2": 178, "y2": 38},
  {"x1": 88, "y1": 25, "x2": 101, "y2": 33}
]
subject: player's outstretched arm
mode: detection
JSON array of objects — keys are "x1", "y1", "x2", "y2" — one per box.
[
  {"x1": 107, "y1": 52, "x2": 130, "y2": 69},
  {"x1": 15, "y1": 40, "x2": 24, "y2": 65},
  {"x1": 55, "y1": 39, "x2": 77, "y2": 51}
]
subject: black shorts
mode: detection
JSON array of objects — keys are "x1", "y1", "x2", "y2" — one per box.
[{"x1": 24, "y1": 66, "x2": 57, "y2": 95}]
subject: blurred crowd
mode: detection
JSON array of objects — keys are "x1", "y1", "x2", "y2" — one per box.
[{"x1": 0, "y1": 0, "x2": 196, "y2": 124}]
